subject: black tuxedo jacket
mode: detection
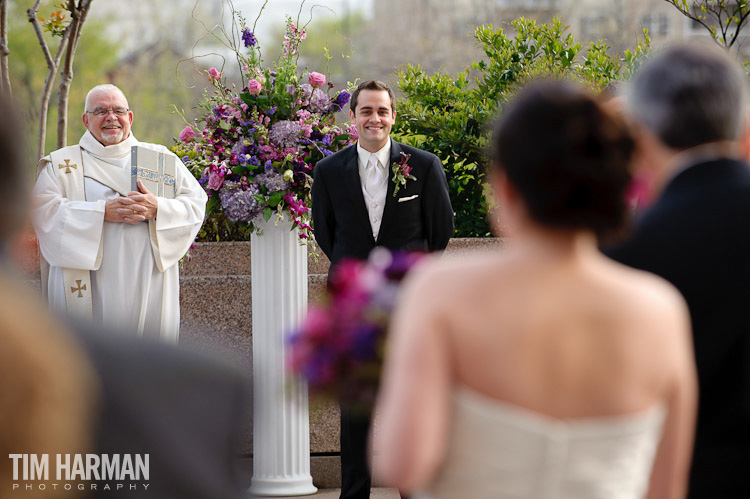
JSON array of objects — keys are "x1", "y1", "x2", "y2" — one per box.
[
  {"x1": 606, "y1": 158, "x2": 750, "y2": 498},
  {"x1": 312, "y1": 139, "x2": 453, "y2": 269}
]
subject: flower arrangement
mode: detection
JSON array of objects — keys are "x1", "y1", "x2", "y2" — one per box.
[
  {"x1": 288, "y1": 249, "x2": 426, "y2": 409},
  {"x1": 172, "y1": 14, "x2": 357, "y2": 241}
]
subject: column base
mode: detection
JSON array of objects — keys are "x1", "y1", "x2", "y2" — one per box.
[{"x1": 248, "y1": 475, "x2": 317, "y2": 497}]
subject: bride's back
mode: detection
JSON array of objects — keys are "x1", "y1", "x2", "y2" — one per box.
[{"x1": 445, "y1": 249, "x2": 681, "y2": 419}]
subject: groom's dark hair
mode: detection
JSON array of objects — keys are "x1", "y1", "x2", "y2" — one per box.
[{"x1": 350, "y1": 80, "x2": 395, "y2": 114}]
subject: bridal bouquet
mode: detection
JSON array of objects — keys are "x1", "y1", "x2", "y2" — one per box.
[
  {"x1": 288, "y1": 249, "x2": 426, "y2": 409},
  {"x1": 172, "y1": 16, "x2": 356, "y2": 241}
]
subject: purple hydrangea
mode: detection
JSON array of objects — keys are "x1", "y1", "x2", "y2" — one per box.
[
  {"x1": 231, "y1": 140, "x2": 250, "y2": 157},
  {"x1": 309, "y1": 88, "x2": 330, "y2": 113},
  {"x1": 255, "y1": 172, "x2": 290, "y2": 192},
  {"x1": 299, "y1": 83, "x2": 313, "y2": 100},
  {"x1": 219, "y1": 181, "x2": 262, "y2": 222},
  {"x1": 269, "y1": 120, "x2": 302, "y2": 148},
  {"x1": 242, "y1": 28, "x2": 257, "y2": 48}
]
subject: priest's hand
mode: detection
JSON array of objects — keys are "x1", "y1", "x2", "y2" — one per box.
[
  {"x1": 126, "y1": 181, "x2": 159, "y2": 220},
  {"x1": 105, "y1": 196, "x2": 147, "y2": 224}
]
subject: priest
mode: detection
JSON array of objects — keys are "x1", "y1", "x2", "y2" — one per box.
[{"x1": 31, "y1": 84, "x2": 207, "y2": 342}]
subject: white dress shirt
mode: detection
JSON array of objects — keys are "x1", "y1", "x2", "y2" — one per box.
[{"x1": 357, "y1": 141, "x2": 391, "y2": 239}]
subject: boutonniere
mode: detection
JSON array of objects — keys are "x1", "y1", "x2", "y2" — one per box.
[{"x1": 391, "y1": 152, "x2": 416, "y2": 196}]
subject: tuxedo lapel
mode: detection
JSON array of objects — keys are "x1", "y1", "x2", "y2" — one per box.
[
  {"x1": 376, "y1": 140, "x2": 401, "y2": 244},
  {"x1": 341, "y1": 146, "x2": 375, "y2": 244}
]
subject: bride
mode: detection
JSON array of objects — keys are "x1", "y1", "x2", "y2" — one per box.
[{"x1": 375, "y1": 81, "x2": 697, "y2": 499}]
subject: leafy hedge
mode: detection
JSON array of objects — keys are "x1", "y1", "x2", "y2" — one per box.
[{"x1": 392, "y1": 18, "x2": 649, "y2": 237}]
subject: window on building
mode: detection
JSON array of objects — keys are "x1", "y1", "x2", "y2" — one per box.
[{"x1": 640, "y1": 13, "x2": 671, "y2": 38}]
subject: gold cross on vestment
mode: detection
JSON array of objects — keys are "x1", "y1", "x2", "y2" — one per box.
[
  {"x1": 58, "y1": 159, "x2": 77, "y2": 174},
  {"x1": 70, "y1": 280, "x2": 86, "y2": 298}
]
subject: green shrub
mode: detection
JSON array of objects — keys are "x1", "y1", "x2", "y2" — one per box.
[{"x1": 392, "y1": 18, "x2": 650, "y2": 237}]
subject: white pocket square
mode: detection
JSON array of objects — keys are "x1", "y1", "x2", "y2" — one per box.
[{"x1": 398, "y1": 194, "x2": 419, "y2": 203}]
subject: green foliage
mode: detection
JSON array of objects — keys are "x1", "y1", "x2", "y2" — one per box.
[
  {"x1": 37, "y1": 3, "x2": 68, "y2": 37},
  {"x1": 393, "y1": 18, "x2": 650, "y2": 237}
]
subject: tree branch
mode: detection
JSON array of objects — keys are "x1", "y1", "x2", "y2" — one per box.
[
  {"x1": 0, "y1": 0, "x2": 11, "y2": 96},
  {"x1": 33, "y1": 2, "x2": 75, "y2": 159},
  {"x1": 27, "y1": 0, "x2": 56, "y2": 69},
  {"x1": 727, "y1": 3, "x2": 750, "y2": 47},
  {"x1": 57, "y1": 0, "x2": 94, "y2": 148}
]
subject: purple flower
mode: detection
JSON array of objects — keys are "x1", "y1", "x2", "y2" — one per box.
[
  {"x1": 351, "y1": 324, "x2": 380, "y2": 361},
  {"x1": 255, "y1": 172, "x2": 290, "y2": 192},
  {"x1": 219, "y1": 181, "x2": 262, "y2": 222},
  {"x1": 286, "y1": 84, "x2": 297, "y2": 95},
  {"x1": 242, "y1": 28, "x2": 257, "y2": 47},
  {"x1": 309, "y1": 88, "x2": 330, "y2": 113},
  {"x1": 231, "y1": 140, "x2": 249, "y2": 157},
  {"x1": 329, "y1": 91, "x2": 351, "y2": 112},
  {"x1": 299, "y1": 83, "x2": 313, "y2": 100},
  {"x1": 269, "y1": 120, "x2": 302, "y2": 148}
]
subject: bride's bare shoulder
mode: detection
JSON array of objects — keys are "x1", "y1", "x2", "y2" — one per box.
[
  {"x1": 403, "y1": 251, "x2": 507, "y2": 297},
  {"x1": 604, "y1": 259, "x2": 690, "y2": 333}
]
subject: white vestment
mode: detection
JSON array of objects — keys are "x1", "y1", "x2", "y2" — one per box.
[{"x1": 31, "y1": 131, "x2": 207, "y2": 342}]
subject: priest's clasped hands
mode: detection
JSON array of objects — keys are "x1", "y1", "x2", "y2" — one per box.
[{"x1": 104, "y1": 180, "x2": 158, "y2": 224}]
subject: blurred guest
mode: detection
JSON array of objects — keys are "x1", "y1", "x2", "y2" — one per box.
[
  {"x1": 607, "y1": 43, "x2": 750, "y2": 498},
  {"x1": 600, "y1": 82, "x2": 654, "y2": 213},
  {"x1": 376, "y1": 81, "x2": 697, "y2": 499},
  {"x1": 0, "y1": 94, "x2": 96, "y2": 499},
  {"x1": 31, "y1": 84, "x2": 206, "y2": 342},
  {"x1": 0, "y1": 93, "x2": 251, "y2": 498}
]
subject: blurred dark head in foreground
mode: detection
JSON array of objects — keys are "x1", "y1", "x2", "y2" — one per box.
[
  {"x1": 0, "y1": 94, "x2": 98, "y2": 497},
  {"x1": 491, "y1": 80, "x2": 635, "y2": 240},
  {"x1": 629, "y1": 42, "x2": 748, "y2": 150}
]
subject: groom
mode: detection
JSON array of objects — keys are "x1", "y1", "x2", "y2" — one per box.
[{"x1": 312, "y1": 80, "x2": 454, "y2": 498}]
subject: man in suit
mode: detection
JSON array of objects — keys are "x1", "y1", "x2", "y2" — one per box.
[
  {"x1": 607, "y1": 43, "x2": 750, "y2": 498},
  {"x1": 312, "y1": 80, "x2": 454, "y2": 498}
]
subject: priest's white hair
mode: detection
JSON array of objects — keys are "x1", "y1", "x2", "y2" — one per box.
[{"x1": 85, "y1": 84, "x2": 129, "y2": 111}]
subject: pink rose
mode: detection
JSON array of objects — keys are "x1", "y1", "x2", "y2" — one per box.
[
  {"x1": 208, "y1": 67, "x2": 221, "y2": 80},
  {"x1": 207, "y1": 172, "x2": 224, "y2": 191},
  {"x1": 308, "y1": 72, "x2": 326, "y2": 88},
  {"x1": 179, "y1": 125, "x2": 196, "y2": 142},
  {"x1": 247, "y1": 78, "x2": 262, "y2": 95}
]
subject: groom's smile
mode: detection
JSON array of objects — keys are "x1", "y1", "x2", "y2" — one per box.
[{"x1": 350, "y1": 89, "x2": 396, "y2": 152}]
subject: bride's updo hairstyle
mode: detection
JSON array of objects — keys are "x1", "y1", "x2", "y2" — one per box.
[{"x1": 492, "y1": 80, "x2": 635, "y2": 237}]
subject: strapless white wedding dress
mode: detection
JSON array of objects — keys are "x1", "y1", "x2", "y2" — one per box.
[{"x1": 417, "y1": 387, "x2": 666, "y2": 499}]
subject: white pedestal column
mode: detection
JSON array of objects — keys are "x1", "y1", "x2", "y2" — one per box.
[{"x1": 249, "y1": 216, "x2": 317, "y2": 497}]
